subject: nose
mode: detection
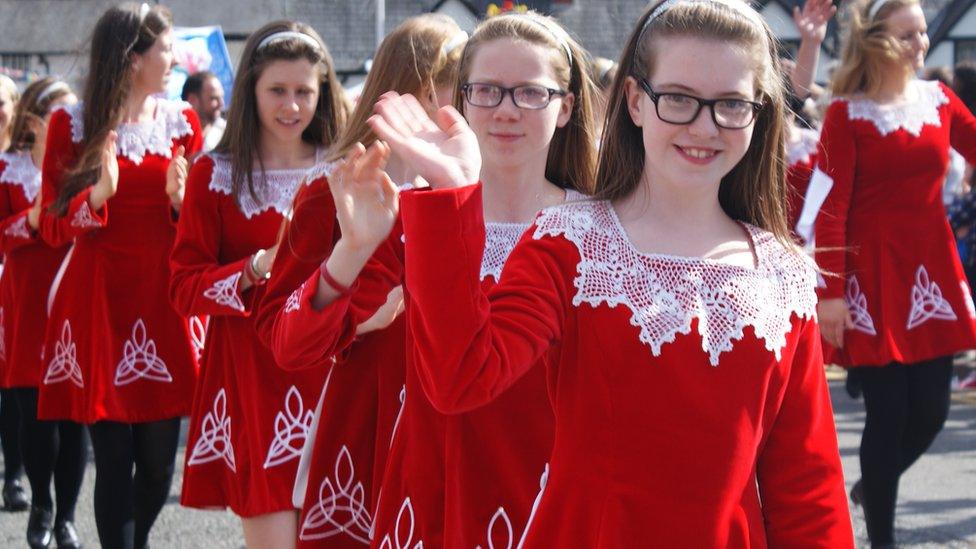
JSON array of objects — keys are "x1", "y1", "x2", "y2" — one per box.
[
  {"x1": 686, "y1": 105, "x2": 720, "y2": 138},
  {"x1": 492, "y1": 91, "x2": 521, "y2": 121}
]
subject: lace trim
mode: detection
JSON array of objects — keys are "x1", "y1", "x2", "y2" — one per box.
[
  {"x1": 786, "y1": 128, "x2": 819, "y2": 167},
  {"x1": 0, "y1": 151, "x2": 41, "y2": 202},
  {"x1": 299, "y1": 445, "x2": 373, "y2": 544},
  {"x1": 533, "y1": 200, "x2": 817, "y2": 365},
  {"x1": 61, "y1": 99, "x2": 194, "y2": 164},
  {"x1": 187, "y1": 388, "x2": 236, "y2": 471},
  {"x1": 206, "y1": 152, "x2": 334, "y2": 219},
  {"x1": 263, "y1": 386, "x2": 314, "y2": 469},
  {"x1": 845, "y1": 80, "x2": 948, "y2": 137},
  {"x1": 4, "y1": 216, "x2": 31, "y2": 240}
]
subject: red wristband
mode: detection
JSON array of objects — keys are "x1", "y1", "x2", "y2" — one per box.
[{"x1": 319, "y1": 261, "x2": 354, "y2": 296}]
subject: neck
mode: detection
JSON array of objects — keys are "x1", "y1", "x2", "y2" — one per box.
[
  {"x1": 30, "y1": 141, "x2": 45, "y2": 169},
  {"x1": 122, "y1": 88, "x2": 154, "y2": 123},
  {"x1": 480, "y1": 156, "x2": 561, "y2": 223},
  {"x1": 617, "y1": 170, "x2": 727, "y2": 235},
  {"x1": 874, "y1": 66, "x2": 914, "y2": 102},
  {"x1": 257, "y1": 133, "x2": 314, "y2": 169}
]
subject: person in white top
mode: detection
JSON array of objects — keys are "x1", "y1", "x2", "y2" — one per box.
[{"x1": 182, "y1": 70, "x2": 225, "y2": 151}]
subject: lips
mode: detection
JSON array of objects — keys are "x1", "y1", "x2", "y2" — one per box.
[
  {"x1": 674, "y1": 145, "x2": 720, "y2": 165},
  {"x1": 489, "y1": 132, "x2": 523, "y2": 143}
]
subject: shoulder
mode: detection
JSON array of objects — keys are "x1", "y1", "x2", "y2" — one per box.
[
  {"x1": 155, "y1": 98, "x2": 197, "y2": 138},
  {"x1": 748, "y1": 224, "x2": 819, "y2": 293},
  {"x1": 529, "y1": 198, "x2": 612, "y2": 264},
  {"x1": 50, "y1": 101, "x2": 84, "y2": 143}
]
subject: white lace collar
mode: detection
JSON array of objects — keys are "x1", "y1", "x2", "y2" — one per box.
[
  {"x1": 533, "y1": 200, "x2": 818, "y2": 365},
  {"x1": 206, "y1": 151, "x2": 334, "y2": 219},
  {"x1": 0, "y1": 151, "x2": 41, "y2": 202},
  {"x1": 786, "y1": 127, "x2": 819, "y2": 167},
  {"x1": 61, "y1": 99, "x2": 194, "y2": 165},
  {"x1": 844, "y1": 80, "x2": 948, "y2": 137},
  {"x1": 480, "y1": 188, "x2": 587, "y2": 282}
]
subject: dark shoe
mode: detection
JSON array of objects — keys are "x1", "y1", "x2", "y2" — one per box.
[
  {"x1": 850, "y1": 479, "x2": 864, "y2": 507},
  {"x1": 26, "y1": 506, "x2": 53, "y2": 548},
  {"x1": 2, "y1": 479, "x2": 30, "y2": 511},
  {"x1": 845, "y1": 369, "x2": 863, "y2": 400},
  {"x1": 54, "y1": 520, "x2": 82, "y2": 549}
]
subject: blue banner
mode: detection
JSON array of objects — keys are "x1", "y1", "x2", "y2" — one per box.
[{"x1": 168, "y1": 26, "x2": 235, "y2": 103}]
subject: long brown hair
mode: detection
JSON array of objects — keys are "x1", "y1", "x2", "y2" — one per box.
[
  {"x1": 327, "y1": 14, "x2": 464, "y2": 162},
  {"x1": 214, "y1": 20, "x2": 348, "y2": 206},
  {"x1": 6, "y1": 77, "x2": 73, "y2": 153},
  {"x1": 50, "y1": 2, "x2": 172, "y2": 216},
  {"x1": 832, "y1": 0, "x2": 919, "y2": 97},
  {"x1": 596, "y1": 0, "x2": 792, "y2": 244},
  {"x1": 453, "y1": 12, "x2": 597, "y2": 194}
]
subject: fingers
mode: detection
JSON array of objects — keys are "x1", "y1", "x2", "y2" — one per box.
[
  {"x1": 372, "y1": 97, "x2": 416, "y2": 141},
  {"x1": 401, "y1": 94, "x2": 440, "y2": 132},
  {"x1": 435, "y1": 106, "x2": 470, "y2": 137},
  {"x1": 367, "y1": 114, "x2": 406, "y2": 151},
  {"x1": 175, "y1": 145, "x2": 186, "y2": 159}
]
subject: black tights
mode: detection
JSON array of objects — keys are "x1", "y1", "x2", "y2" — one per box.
[
  {"x1": 88, "y1": 418, "x2": 181, "y2": 549},
  {"x1": 0, "y1": 388, "x2": 23, "y2": 483},
  {"x1": 859, "y1": 356, "x2": 953, "y2": 547},
  {"x1": 12, "y1": 388, "x2": 87, "y2": 523}
]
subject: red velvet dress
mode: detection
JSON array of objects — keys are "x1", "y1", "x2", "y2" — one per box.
[
  {"x1": 815, "y1": 80, "x2": 976, "y2": 367},
  {"x1": 170, "y1": 153, "x2": 329, "y2": 516},
  {"x1": 36, "y1": 99, "x2": 202, "y2": 422},
  {"x1": 0, "y1": 151, "x2": 69, "y2": 388},
  {"x1": 786, "y1": 126, "x2": 819, "y2": 232},
  {"x1": 396, "y1": 185, "x2": 854, "y2": 548}
]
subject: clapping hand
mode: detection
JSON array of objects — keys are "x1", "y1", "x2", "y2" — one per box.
[
  {"x1": 330, "y1": 140, "x2": 399, "y2": 255},
  {"x1": 166, "y1": 145, "x2": 189, "y2": 210}
]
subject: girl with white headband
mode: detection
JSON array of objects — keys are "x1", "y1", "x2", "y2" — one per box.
[
  {"x1": 35, "y1": 3, "x2": 202, "y2": 548},
  {"x1": 170, "y1": 19, "x2": 348, "y2": 548},
  {"x1": 257, "y1": 11, "x2": 597, "y2": 548},
  {"x1": 813, "y1": 0, "x2": 976, "y2": 546},
  {"x1": 352, "y1": 0, "x2": 854, "y2": 545},
  {"x1": 0, "y1": 76, "x2": 85, "y2": 549}
]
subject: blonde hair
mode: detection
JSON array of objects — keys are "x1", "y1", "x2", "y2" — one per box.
[
  {"x1": 327, "y1": 14, "x2": 464, "y2": 162},
  {"x1": 597, "y1": 0, "x2": 792, "y2": 244},
  {"x1": 832, "y1": 0, "x2": 920, "y2": 97},
  {"x1": 454, "y1": 12, "x2": 597, "y2": 194}
]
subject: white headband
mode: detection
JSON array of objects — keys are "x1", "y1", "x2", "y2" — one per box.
[
  {"x1": 138, "y1": 2, "x2": 150, "y2": 21},
  {"x1": 640, "y1": 0, "x2": 766, "y2": 42},
  {"x1": 442, "y1": 31, "x2": 468, "y2": 56},
  {"x1": 527, "y1": 17, "x2": 574, "y2": 68},
  {"x1": 37, "y1": 81, "x2": 69, "y2": 104},
  {"x1": 867, "y1": 0, "x2": 891, "y2": 21},
  {"x1": 257, "y1": 31, "x2": 322, "y2": 52}
]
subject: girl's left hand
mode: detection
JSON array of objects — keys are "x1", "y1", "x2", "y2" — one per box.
[
  {"x1": 167, "y1": 145, "x2": 189, "y2": 210},
  {"x1": 793, "y1": 0, "x2": 835, "y2": 43}
]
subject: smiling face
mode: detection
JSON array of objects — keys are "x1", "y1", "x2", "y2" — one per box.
[
  {"x1": 462, "y1": 38, "x2": 574, "y2": 172},
  {"x1": 884, "y1": 3, "x2": 928, "y2": 72},
  {"x1": 254, "y1": 58, "x2": 320, "y2": 147},
  {"x1": 625, "y1": 36, "x2": 757, "y2": 193},
  {"x1": 131, "y1": 28, "x2": 175, "y2": 95}
]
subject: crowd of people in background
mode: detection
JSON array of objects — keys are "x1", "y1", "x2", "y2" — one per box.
[{"x1": 0, "y1": 0, "x2": 973, "y2": 548}]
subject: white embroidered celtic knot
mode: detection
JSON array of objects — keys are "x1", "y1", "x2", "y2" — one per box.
[
  {"x1": 533, "y1": 200, "x2": 818, "y2": 365},
  {"x1": 70, "y1": 201, "x2": 102, "y2": 229},
  {"x1": 786, "y1": 127, "x2": 819, "y2": 167},
  {"x1": 475, "y1": 507, "x2": 514, "y2": 549},
  {"x1": 207, "y1": 153, "x2": 334, "y2": 219},
  {"x1": 845, "y1": 276, "x2": 877, "y2": 336},
  {"x1": 62, "y1": 100, "x2": 193, "y2": 164},
  {"x1": 0, "y1": 151, "x2": 41, "y2": 202},
  {"x1": 378, "y1": 497, "x2": 423, "y2": 549},
  {"x1": 299, "y1": 445, "x2": 373, "y2": 544},
  {"x1": 264, "y1": 386, "x2": 314, "y2": 468},
  {"x1": 4, "y1": 216, "x2": 30, "y2": 240},
  {"x1": 187, "y1": 388, "x2": 236, "y2": 471},
  {"x1": 907, "y1": 265, "x2": 957, "y2": 329},
  {"x1": 284, "y1": 282, "x2": 305, "y2": 314},
  {"x1": 114, "y1": 319, "x2": 173, "y2": 386},
  {"x1": 482, "y1": 222, "x2": 530, "y2": 282},
  {"x1": 203, "y1": 271, "x2": 245, "y2": 311},
  {"x1": 0, "y1": 308, "x2": 6, "y2": 363},
  {"x1": 189, "y1": 315, "x2": 208, "y2": 362},
  {"x1": 44, "y1": 320, "x2": 84, "y2": 388},
  {"x1": 845, "y1": 80, "x2": 948, "y2": 137}
]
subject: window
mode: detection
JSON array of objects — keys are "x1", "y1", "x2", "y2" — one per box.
[{"x1": 956, "y1": 39, "x2": 976, "y2": 63}]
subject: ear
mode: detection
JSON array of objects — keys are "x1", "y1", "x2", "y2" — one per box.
[
  {"x1": 624, "y1": 76, "x2": 645, "y2": 127},
  {"x1": 555, "y1": 91, "x2": 575, "y2": 128},
  {"x1": 129, "y1": 52, "x2": 142, "y2": 75}
]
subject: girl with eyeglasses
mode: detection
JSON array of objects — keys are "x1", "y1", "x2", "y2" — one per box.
[
  {"x1": 813, "y1": 0, "x2": 976, "y2": 545},
  {"x1": 0, "y1": 77, "x2": 86, "y2": 549},
  {"x1": 35, "y1": 4, "x2": 203, "y2": 547},
  {"x1": 258, "y1": 11, "x2": 596, "y2": 548},
  {"x1": 355, "y1": 0, "x2": 854, "y2": 545}
]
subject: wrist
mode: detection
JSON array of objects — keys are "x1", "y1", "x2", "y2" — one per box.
[{"x1": 248, "y1": 249, "x2": 271, "y2": 284}]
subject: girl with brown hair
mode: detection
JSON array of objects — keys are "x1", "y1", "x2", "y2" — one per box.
[
  {"x1": 35, "y1": 3, "x2": 203, "y2": 547},
  {"x1": 0, "y1": 77, "x2": 86, "y2": 548},
  {"x1": 358, "y1": 0, "x2": 853, "y2": 545},
  {"x1": 169, "y1": 19, "x2": 347, "y2": 549},
  {"x1": 815, "y1": 0, "x2": 976, "y2": 545}
]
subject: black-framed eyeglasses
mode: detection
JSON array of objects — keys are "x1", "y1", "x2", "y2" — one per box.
[
  {"x1": 461, "y1": 83, "x2": 567, "y2": 110},
  {"x1": 636, "y1": 77, "x2": 763, "y2": 130}
]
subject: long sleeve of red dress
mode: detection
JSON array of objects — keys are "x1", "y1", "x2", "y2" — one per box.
[
  {"x1": 813, "y1": 101, "x2": 857, "y2": 299},
  {"x1": 0, "y1": 157, "x2": 40, "y2": 253},
  {"x1": 169, "y1": 156, "x2": 253, "y2": 317},
  {"x1": 947, "y1": 84, "x2": 976, "y2": 162}
]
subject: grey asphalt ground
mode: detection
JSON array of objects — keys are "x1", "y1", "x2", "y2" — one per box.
[{"x1": 0, "y1": 379, "x2": 973, "y2": 548}]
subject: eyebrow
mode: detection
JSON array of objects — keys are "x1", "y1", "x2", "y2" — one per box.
[
  {"x1": 652, "y1": 82, "x2": 753, "y2": 99},
  {"x1": 468, "y1": 78, "x2": 556, "y2": 88}
]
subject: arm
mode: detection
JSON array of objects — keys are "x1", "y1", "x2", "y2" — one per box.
[
  {"x1": 946, "y1": 83, "x2": 976, "y2": 164},
  {"x1": 0, "y1": 167, "x2": 39, "y2": 253},
  {"x1": 168, "y1": 157, "x2": 256, "y2": 317},
  {"x1": 166, "y1": 108, "x2": 204, "y2": 216},
  {"x1": 402, "y1": 184, "x2": 566, "y2": 414},
  {"x1": 757, "y1": 318, "x2": 854, "y2": 548},
  {"x1": 791, "y1": 0, "x2": 835, "y2": 100}
]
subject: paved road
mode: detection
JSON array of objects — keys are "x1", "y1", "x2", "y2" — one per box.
[{"x1": 0, "y1": 382, "x2": 973, "y2": 548}]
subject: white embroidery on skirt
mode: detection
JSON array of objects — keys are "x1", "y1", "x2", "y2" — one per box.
[
  {"x1": 476, "y1": 507, "x2": 514, "y2": 549},
  {"x1": 845, "y1": 276, "x2": 877, "y2": 336},
  {"x1": 516, "y1": 464, "x2": 549, "y2": 549},
  {"x1": 377, "y1": 497, "x2": 423, "y2": 549},
  {"x1": 70, "y1": 201, "x2": 102, "y2": 229},
  {"x1": 907, "y1": 265, "x2": 957, "y2": 329},
  {"x1": 4, "y1": 216, "x2": 31, "y2": 240},
  {"x1": 187, "y1": 388, "x2": 236, "y2": 471},
  {"x1": 189, "y1": 315, "x2": 208, "y2": 362},
  {"x1": 43, "y1": 320, "x2": 84, "y2": 388},
  {"x1": 114, "y1": 319, "x2": 173, "y2": 386},
  {"x1": 298, "y1": 445, "x2": 373, "y2": 544},
  {"x1": 203, "y1": 271, "x2": 245, "y2": 312},
  {"x1": 0, "y1": 308, "x2": 6, "y2": 362},
  {"x1": 264, "y1": 386, "x2": 314, "y2": 468}
]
